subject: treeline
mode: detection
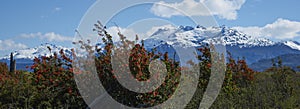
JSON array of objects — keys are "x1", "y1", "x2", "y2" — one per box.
[
  {"x1": 1, "y1": 22, "x2": 300, "y2": 108},
  {"x1": 0, "y1": 50, "x2": 87, "y2": 108}
]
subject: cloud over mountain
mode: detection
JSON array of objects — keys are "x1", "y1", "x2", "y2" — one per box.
[
  {"x1": 150, "y1": 0, "x2": 246, "y2": 20},
  {"x1": 20, "y1": 32, "x2": 73, "y2": 42},
  {"x1": 233, "y1": 18, "x2": 300, "y2": 40},
  {"x1": 0, "y1": 39, "x2": 28, "y2": 51}
]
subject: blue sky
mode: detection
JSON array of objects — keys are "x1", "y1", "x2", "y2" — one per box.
[{"x1": 1, "y1": 0, "x2": 300, "y2": 57}]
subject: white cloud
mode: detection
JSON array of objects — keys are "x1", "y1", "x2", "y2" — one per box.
[
  {"x1": 20, "y1": 32, "x2": 73, "y2": 42},
  {"x1": 105, "y1": 25, "x2": 179, "y2": 42},
  {"x1": 0, "y1": 40, "x2": 28, "y2": 51},
  {"x1": 54, "y1": 7, "x2": 61, "y2": 12},
  {"x1": 150, "y1": 0, "x2": 246, "y2": 20},
  {"x1": 105, "y1": 25, "x2": 178, "y2": 42},
  {"x1": 106, "y1": 27, "x2": 148, "y2": 42},
  {"x1": 145, "y1": 24, "x2": 177, "y2": 36},
  {"x1": 232, "y1": 26, "x2": 262, "y2": 37},
  {"x1": 233, "y1": 18, "x2": 300, "y2": 40}
]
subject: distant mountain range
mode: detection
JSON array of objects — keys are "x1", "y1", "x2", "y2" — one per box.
[
  {"x1": 250, "y1": 54, "x2": 300, "y2": 72},
  {"x1": 143, "y1": 25, "x2": 300, "y2": 71},
  {"x1": 0, "y1": 43, "x2": 71, "y2": 71},
  {"x1": 1, "y1": 25, "x2": 300, "y2": 71},
  {"x1": 1, "y1": 43, "x2": 71, "y2": 60}
]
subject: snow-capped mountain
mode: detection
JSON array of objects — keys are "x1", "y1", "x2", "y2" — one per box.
[
  {"x1": 144, "y1": 25, "x2": 276, "y2": 49},
  {"x1": 202, "y1": 26, "x2": 276, "y2": 47},
  {"x1": 283, "y1": 41, "x2": 300, "y2": 51},
  {"x1": 0, "y1": 43, "x2": 72, "y2": 71},
  {"x1": 1, "y1": 25, "x2": 300, "y2": 71},
  {"x1": 0, "y1": 43, "x2": 72, "y2": 60},
  {"x1": 142, "y1": 25, "x2": 300, "y2": 70}
]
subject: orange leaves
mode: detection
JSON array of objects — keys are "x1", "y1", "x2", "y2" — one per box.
[
  {"x1": 37, "y1": 73, "x2": 42, "y2": 80},
  {"x1": 60, "y1": 49, "x2": 72, "y2": 63},
  {"x1": 33, "y1": 57, "x2": 40, "y2": 63},
  {"x1": 30, "y1": 64, "x2": 39, "y2": 69},
  {"x1": 0, "y1": 62, "x2": 8, "y2": 73},
  {"x1": 0, "y1": 62, "x2": 19, "y2": 84},
  {"x1": 78, "y1": 21, "x2": 183, "y2": 107},
  {"x1": 226, "y1": 52, "x2": 256, "y2": 87},
  {"x1": 92, "y1": 23, "x2": 182, "y2": 106},
  {"x1": 129, "y1": 43, "x2": 153, "y2": 81},
  {"x1": 153, "y1": 91, "x2": 158, "y2": 97},
  {"x1": 207, "y1": 63, "x2": 211, "y2": 68},
  {"x1": 29, "y1": 47, "x2": 80, "y2": 99},
  {"x1": 197, "y1": 45, "x2": 256, "y2": 90}
]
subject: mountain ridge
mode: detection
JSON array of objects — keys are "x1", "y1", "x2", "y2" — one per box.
[
  {"x1": 143, "y1": 25, "x2": 300, "y2": 71},
  {"x1": 0, "y1": 43, "x2": 72, "y2": 60},
  {"x1": 144, "y1": 25, "x2": 281, "y2": 49},
  {"x1": 1, "y1": 25, "x2": 300, "y2": 71}
]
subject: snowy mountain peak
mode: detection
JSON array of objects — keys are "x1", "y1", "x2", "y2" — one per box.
[
  {"x1": 1, "y1": 25, "x2": 299, "y2": 61},
  {"x1": 144, "y1": 25, "x2": 276, "y2": 48},
  {"x1": 283, "y1": 41, "x2": 300, "y2": 51},
  {"x1": 1, "y1": 43, "x2": 71, "y2": 60},
  {"x1": 204, "y1": 27, "x2": 276, "y2": 47}
]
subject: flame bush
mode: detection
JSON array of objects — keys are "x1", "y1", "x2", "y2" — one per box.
[{"x1": 1, "y1": 21, "x2": 300, "y2": 108}]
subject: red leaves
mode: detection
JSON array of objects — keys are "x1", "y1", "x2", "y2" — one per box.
[
  {"x1": 129, "y1": 44, "x2": 152, "y2": 81},
  {"x1": 153, "y1": 91, "x2": 158, "y2": 97},
  {"x1": 198, "y1": 46, "x2": 256, "y2": 89},
  {"x1": 0, "y1": 62, "x2": 8, "y2": 73},
  {"x1": 68, "y1": 87, "x2": 72, "y2": 95},
  {"x1": 37, "y1": 74, "x2": 42, "y2": 80},
  {"x1": 60, "y1": 49, "x2": 72, "y2": 63},
  {"x1": 207, "y1": 63, "x2": 211, "y2": 68},
  {"x1": 226, "y1": 52, "x2": 256, "y2": 87},
  {"x1": 33, "y1": 57, "x2": 40, "y2": 63},
  {"x1": 49, "y1": 78, "x2": 53, "y2": 83},
  {"x1": 29, "y1": 47, "x2": 80, "y2": 99}
]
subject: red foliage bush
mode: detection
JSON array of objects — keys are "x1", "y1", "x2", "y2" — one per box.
[
  {"x1": 91, "y1": 21, "x2": 181, "y2": 108},
  {"x1": 30, "y1": 50, "x2": 87, "y2": 107}
]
